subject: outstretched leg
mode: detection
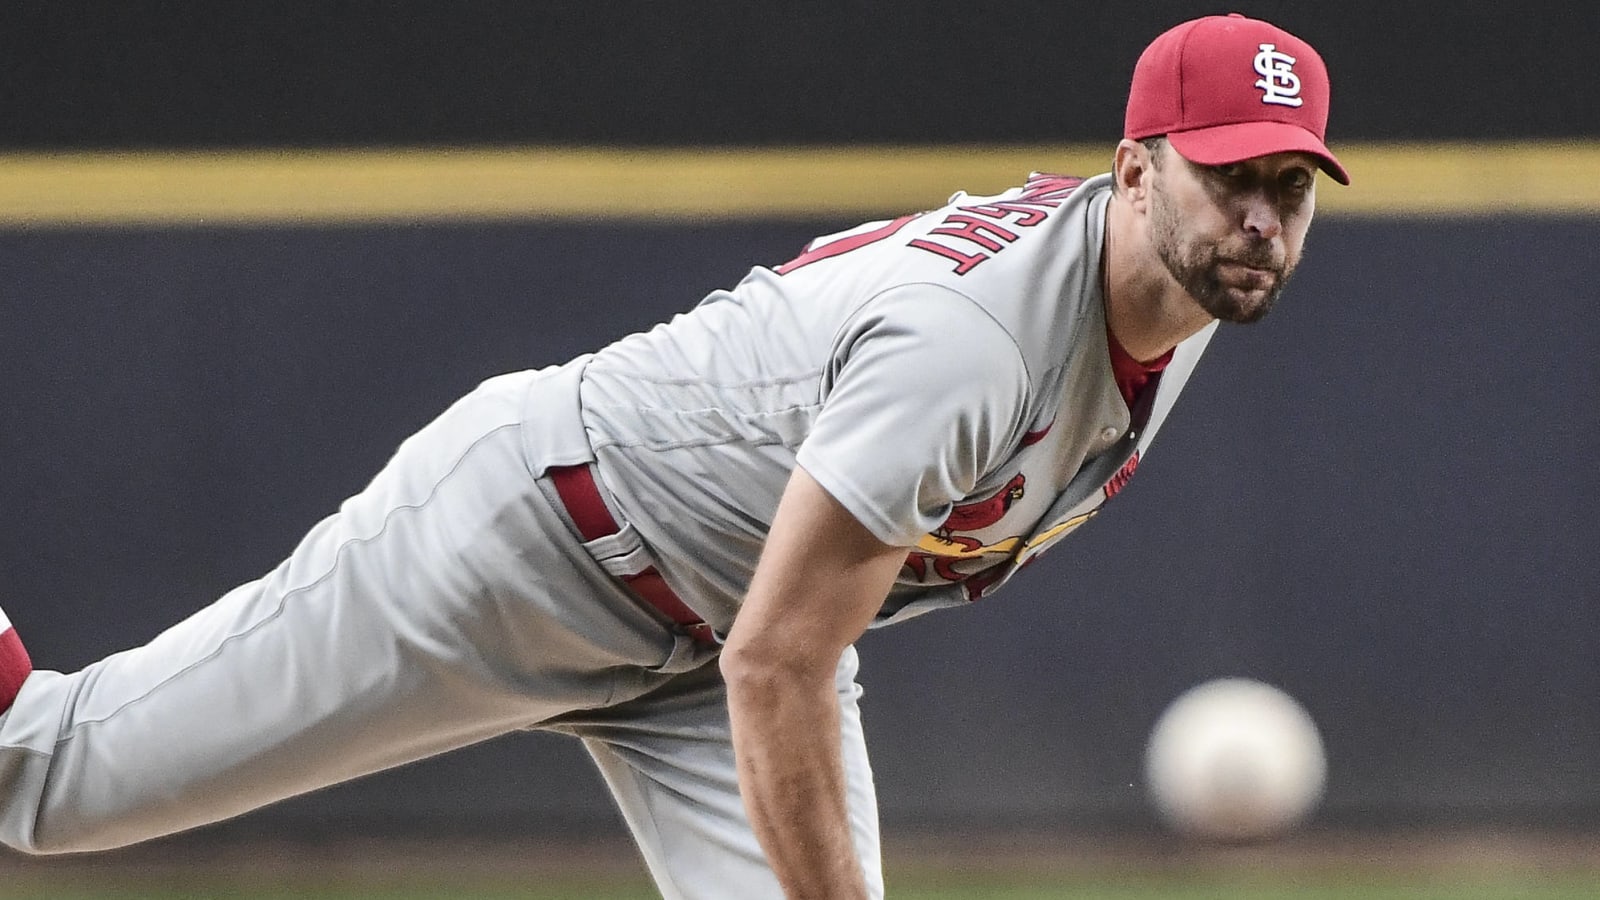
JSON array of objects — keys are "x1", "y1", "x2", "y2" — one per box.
[{"x1": 0, "y1": 369, "x2": 670, "y2": 854}]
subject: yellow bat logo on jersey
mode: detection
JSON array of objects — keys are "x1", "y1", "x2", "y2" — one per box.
[{"x1": 906, "y1": 509, "x2": 1098, "y2": 584}]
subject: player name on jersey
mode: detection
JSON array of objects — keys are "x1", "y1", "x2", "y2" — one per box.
[{"x1": 908, "y1": 174, "x2": 1085, "y2": 274}]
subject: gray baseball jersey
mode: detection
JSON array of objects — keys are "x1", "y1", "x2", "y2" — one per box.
[
  {"x1": 0, "y1": 171, "x2": 1215, "y2": 898},
  {"x1": 580, "y1": 172, "x2": 1215, "y2": 633}
]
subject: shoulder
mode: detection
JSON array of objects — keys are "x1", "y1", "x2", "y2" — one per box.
[{"x1": 832, "y1": 283, "x2": 1029, "y2": 384}]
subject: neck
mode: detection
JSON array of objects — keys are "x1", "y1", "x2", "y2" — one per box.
[{"x1": 1102, "y1": 195, "x2": 1214, "y2": 363}]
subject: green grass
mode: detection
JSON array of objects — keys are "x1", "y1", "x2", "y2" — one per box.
[
  {"x1": 9, "y1": 831, "x2": 1600, "y2": 900},
  {"x1": 6, "y1": 873, "x2": 1600, "y2": 900},
  {"x1": 890, "y1": 875, "x2": 1600, "y2": 900}
]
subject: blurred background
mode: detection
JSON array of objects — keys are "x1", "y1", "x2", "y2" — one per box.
[{"x1": 2, "y1": 1, "x2": 1598, "y2": 896}]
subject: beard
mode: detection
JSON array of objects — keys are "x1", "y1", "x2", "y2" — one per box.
[{"x1": 1148, "y1": 182, "x2": 1298, "y2": 325}]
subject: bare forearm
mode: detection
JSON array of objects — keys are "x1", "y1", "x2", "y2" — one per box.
[
  {"x1": 723, "y1": 466, "x2": 906, "y2": 898},
  {"x1": 726, "y1": 661, "x2": 866, "y2": 900}
]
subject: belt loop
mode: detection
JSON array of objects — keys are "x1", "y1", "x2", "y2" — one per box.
[
  {"x1": 547, "y1": 463, "x2": 718, "y2": 648},
  {"x1": 548, "y1": 463, "x2": 620, "y2": 542}
]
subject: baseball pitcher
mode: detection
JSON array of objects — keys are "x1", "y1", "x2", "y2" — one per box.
[{"x1": 0, "y1": 14, "x2": 1347, "y2": 899}]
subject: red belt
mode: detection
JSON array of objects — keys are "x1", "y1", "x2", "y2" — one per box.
[{"x1": 547, "y1": 464, "x2": 717, "y2": 647}]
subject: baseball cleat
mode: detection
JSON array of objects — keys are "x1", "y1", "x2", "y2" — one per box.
[{"x1": 0, "y1": 605, "x2": 32, "y2": 714}]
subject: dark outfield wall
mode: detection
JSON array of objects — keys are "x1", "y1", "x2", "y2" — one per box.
[
  {"x1": 3, "y1": 0, "x2": 1598, "y2": 847},
  {"x1": 2, "y1": 215, "x2": 1597, "y2": 839},
  {"x1": 1, "y1": 1, "x2": 1596, "y2": 149}
]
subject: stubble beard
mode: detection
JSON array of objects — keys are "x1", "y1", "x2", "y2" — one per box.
[{"x1": 1148, "y1": 182, "x2": 1297, "y2": 325}]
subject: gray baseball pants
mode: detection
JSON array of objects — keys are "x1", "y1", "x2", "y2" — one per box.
[{"x1": 0, "y1": 366, "x2": 885, "y2": 899}]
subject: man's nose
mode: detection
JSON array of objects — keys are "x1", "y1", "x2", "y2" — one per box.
[{"x1": 1241, "y1": 192, "x2": 1283, "y2": 241}]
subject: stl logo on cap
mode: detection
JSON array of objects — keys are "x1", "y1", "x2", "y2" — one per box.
[
  {"x1": 1253, "y1": 43, "x2": 1303, "y2": 108},
  {"x1": 1123, "y1": 14, "x2": 1350, "y2": 184}
]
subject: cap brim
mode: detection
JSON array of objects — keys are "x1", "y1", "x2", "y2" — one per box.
[{"x1": 1168, "y1": 121, "x2": 1350, "y2": 185}]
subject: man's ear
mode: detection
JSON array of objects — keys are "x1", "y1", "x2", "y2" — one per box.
[{"x1": 1113, "y1": 138, "x2": 1154, "y2": 207}]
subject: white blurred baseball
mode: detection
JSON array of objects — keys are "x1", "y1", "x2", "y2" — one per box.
[{"x1": 1144, "y1": 677, "x2": 1326, "y2": 842}]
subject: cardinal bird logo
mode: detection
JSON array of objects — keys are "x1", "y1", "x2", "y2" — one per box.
[
  {"x1": 941, "y1": 473, "x2": 1026, "y2": 532},
  {"x1": 903, "y1": 474, "x2": 1028, "y2": 584}
]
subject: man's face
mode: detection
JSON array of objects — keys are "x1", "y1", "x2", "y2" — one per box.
[{"x1": 1146, "y1": 145, "x2": 1319, "y2": 324}]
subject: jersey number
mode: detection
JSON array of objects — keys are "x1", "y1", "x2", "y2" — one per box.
[{"x1": 774, "y1": 213, "x2": 920, "y2": 275}]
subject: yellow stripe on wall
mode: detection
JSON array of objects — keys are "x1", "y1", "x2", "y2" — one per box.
[{"x1": 1, "y1": 141, "x2": 1596, "y2": 227}]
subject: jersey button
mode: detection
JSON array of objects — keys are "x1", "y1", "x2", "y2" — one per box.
[{"x1": 1100, "y1": 426, "x2": 1120, "y2": 442}]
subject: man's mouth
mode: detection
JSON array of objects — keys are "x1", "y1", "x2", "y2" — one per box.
[{"x1": 1218, "y1": 260, "x2": 1278, "y2": 285}]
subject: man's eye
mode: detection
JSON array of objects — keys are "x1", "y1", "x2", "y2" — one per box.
[
  {"x1": 1213, "y1": 164, "x2": 1246, "y2": 179},
  {"x1": 1281, "y1": 171, "x2": 1313, "y2": 191}
]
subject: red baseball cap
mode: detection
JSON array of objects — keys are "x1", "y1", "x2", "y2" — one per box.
[{"x1": 1124, "y1": 13, "x2": 1349, "y2": 185}]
